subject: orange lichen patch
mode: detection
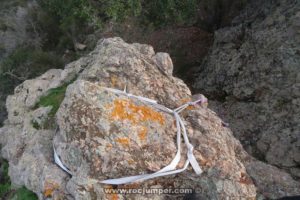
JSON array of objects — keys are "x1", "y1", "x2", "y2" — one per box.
[
  {"x1": 44, "y1": 181, "x2": 59, "y2": 198},
  {"x1": 187, "y1": 105, "x2": 196, "y2": 110},
  {"x1": 115, "y1": 137, "x2": 130, "y2": 147},
  {"x1": 110, "y1": 75, "x2": 118, "y2": 87},
  {"x1": 239, "y1": 172, "x2": 253, "y2": 185},
  {"x1": 106, "y1": 143, "x2": 113, "y2": 151},
  {"x1": 104, "y1": 185, "x2": 113, "y2": 189},
  {"x1": 180, "y1": 97, "x2": 196, "y2": 110},
  {"x1": 111, "y1": 194, "x2": 119, "y2": 200},
  {"x1": 103, "y1": 185, "x2": 119, "y2": 200},
  {"x1": 109, "y1": 99, "x2": 165, "y2": 125},
  {"x1": 200, "y1": 159, "x2": 209, "y2": 167},
  {"x1": 127, "y1": 159, "x2": 135, "y2": 165},
  {"x1": 138, "y1": 126, "x2": 148, "y2": 141},
  {"x1": 119, "y1": 183, "x2": 140, "y2": 189},
  {"x1": 198, "y1": 156, "x2": 211, "y2": 167},
  {"x1": 180, "y1": 97, "x2": 192, "y2": 104},
  {"x1": 106, "y1": 194, "x2": 119, "y2": 200}
]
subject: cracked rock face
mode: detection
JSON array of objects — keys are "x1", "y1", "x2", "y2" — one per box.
[
  {"x1": 193, "y1": 0, "x2": 300, "y2": 179},
  {"x1": 1, "y1": 37, "x2": 299, "y2": 200}
]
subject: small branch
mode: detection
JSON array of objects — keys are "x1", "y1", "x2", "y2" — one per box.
[{"x1": 3, "y1": 71, "x2": 27, "y2": 81}]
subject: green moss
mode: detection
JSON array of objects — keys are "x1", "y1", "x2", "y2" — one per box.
[
  {"x1": 36, "y1": 84, "x2": 68, "y2": 118},
  {"x1": 12, "y1": 186, "x2": 38, "y2": 200},
  {"x1": 34, "y1": 84, "x2": 68, "y2": 129},
  {"x1": 34, "y1": 77, "x2": 76, "y2": 129}
]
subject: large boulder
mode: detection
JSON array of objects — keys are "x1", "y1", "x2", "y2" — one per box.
[
  {"x1": 55, "y1": 37, "x2": 257, "y2": 199},
  {"x1": 0, "y1": 37, "x2": 299, "y2": 199},
  {"x1": 193, "y1": 0, "x2": 300, "y2": 179}
]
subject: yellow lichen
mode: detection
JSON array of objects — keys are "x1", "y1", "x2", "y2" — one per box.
[
  {"x1": 110, "y1": 194, "x2": 119, "y2": 200},
  {"x1": 180, "y1": 97, "x2": 192, "y2": 104},
  {"x1": 127, "y1": 159, "x2": 135, "y2": 165},
  {"x1": 138, "y1": 126, "x2": 148, "y2": 141},
  {"x1": 115, "y1": 137, "x2": 130, "y2": 147},
  {"x1": 44, "y1": 181, "x2": 59, "y2": 198},
  {"x1": 110, "y1": 75, "x2": 118, "y2": 87},
  {"x1": 109, "y1": 99, "x2": 165, "y2": 125},
  {"x1": 106, "y1": 143, "x2": 113, "y2": 151},
  {"x1": 180, "y1": 97, "x2": 196, "y2": 110}
]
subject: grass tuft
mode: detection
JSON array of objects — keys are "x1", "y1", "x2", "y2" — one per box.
[
  {"x1": 12, "y1": 186, "x2": 38, "y2": 200},
  {"x1": 34, "y1": 84, "x2": 68, "y2": 129},
  {"x1": 34, "y1": 77, "x2": 76, "y2": 129},
  {"x1": 36, "y1": 84, "x2": 68, "y2": 118}
]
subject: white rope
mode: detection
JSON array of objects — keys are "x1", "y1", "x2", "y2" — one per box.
[
  {"x1": 53, "y1": 87, "x2": 204, "y2": 184},
  {"x1": 53, "y1": 143, "x2": 72, "y2": 175}
]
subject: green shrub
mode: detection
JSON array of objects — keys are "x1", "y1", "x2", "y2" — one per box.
[
  {"x1": 38, "y1": 0, "x2": 99, "y2": 38},
  {"x1": 1, "y1": 46, "x2": 64, "y2": 77},
  {"x1": 36, "y1": 0, "x2": 198, "y2": 40},
  {"x1": 95, "y1": 0, "x2": 142, "y2": 22},
  {"x1": 0, "y1": 46, "x2": 64, "y2": 95},
  {"x1": 0, "y1": 183, "x2": 10, "y2": 197},
  {"x1": 0, "y1": 159, "x2": 10, "y2": 197},
  {"x1": 140, "y1": 0, "x2": 197, "y2": 27}
]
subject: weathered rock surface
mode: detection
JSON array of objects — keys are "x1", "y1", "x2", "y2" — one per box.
[
  {"x1": 55, "y1": 38, "x2": 257, "y2": 199},
  {"x1": 193, "y1": 0, "x2": 300, "y2": 179},
  {"x1": 1, "y1": 38, "x2": 256, "y2": 199},
  {"x1": 0, "y1": 37, "x2": 299, "y2": 199}
]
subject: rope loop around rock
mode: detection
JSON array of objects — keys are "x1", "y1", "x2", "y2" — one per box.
[{"x1": 53, "y1": 87, "x2": 204, "y2": 185}]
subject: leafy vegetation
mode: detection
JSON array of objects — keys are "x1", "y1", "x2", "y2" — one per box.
[
  {"x1": 0, "y1": 159, "x2": 38, "y2": 200},
  {"x1": 140, "y1": 0, "x2": 197, "y2": 27},
  {"x1": 37, "y1": 0, "x2": 198, "y2": 31},
  {"x1": 12, "y1": 186, "x2": 38, "y2": 200},
  {"x1": 0, "y1": 46, "x2": 64, "y2": 94},
  {"x1": 25, "y1": 0, "x2": 201, "y2": 62},
  {"x1": 36, "y1": 0, "x2": 99, "y2": 52},
  {"x1": 0, "y1": 159, "x2": 10, "y2": 197}
]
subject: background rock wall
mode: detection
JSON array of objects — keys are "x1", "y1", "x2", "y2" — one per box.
[{"x1": 193, "y1": 0, "x2": 300, "y2": 179}]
